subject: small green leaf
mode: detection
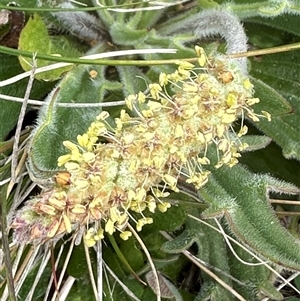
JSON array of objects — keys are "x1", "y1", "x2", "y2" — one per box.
[
  {"x1": 251, "y1": 76, "x2": 293, "y2": 117},
  {"x1": 156, "y1": 7, "x2": 198, "y2": 36},
  {"x1": 161, "y1": 227, "x2": 203, "y2": 254},
  {"x1": 250, "y1": 51, "x2": 300, "y2": 160},
  {"x1": 18, "y1": 13, "x2": 81, "y2": 81},
  {"x1": 258, "y1": 0, "x2": 287, "y2": 17},
  {"x1": 110, "y1": 23, "x2": 147, "y2": 46},
  {"x1": 137, "y1": 8, "x2": 166, "y2": 29},
  {"x1": 117, "y1": 66, "x2": 147, "y2": 96}
]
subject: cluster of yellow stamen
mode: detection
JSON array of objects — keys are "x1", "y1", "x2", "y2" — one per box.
[{"x1": 12, "y1": 47, "x2": 270, "y2": 246}]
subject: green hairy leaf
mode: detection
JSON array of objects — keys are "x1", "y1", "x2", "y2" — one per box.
[
  {"x1": 250, "y1": 51, "x2": 300, "y2": 160},
  {"x1": 200, "y1": 164, "x2": 300, "y2": 271},
  {"x1": 18, "y1": 13, "x2": 82, "y2": 81},
  {"x1": 228, "y1": 242, "x2": 284, "y2": 301},
  {"x1": 247, "y1": 14, "x2": 300, "y2": 36},
  {"x1": 27, "y1": 64, "x2": 122, "y2": 178}
]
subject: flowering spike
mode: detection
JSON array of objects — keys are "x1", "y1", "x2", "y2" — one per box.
[{"x1": 12, "y1": 48, "x2": 270, "y2": 245}]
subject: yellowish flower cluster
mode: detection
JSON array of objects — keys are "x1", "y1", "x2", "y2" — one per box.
[{"x1": 12, "y1": 47, "x2": 269, "y2": 246}]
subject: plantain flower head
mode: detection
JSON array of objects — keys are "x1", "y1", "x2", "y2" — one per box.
[{"x1": 12, "y1": 47, "x2": 268, "y2": 246}]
